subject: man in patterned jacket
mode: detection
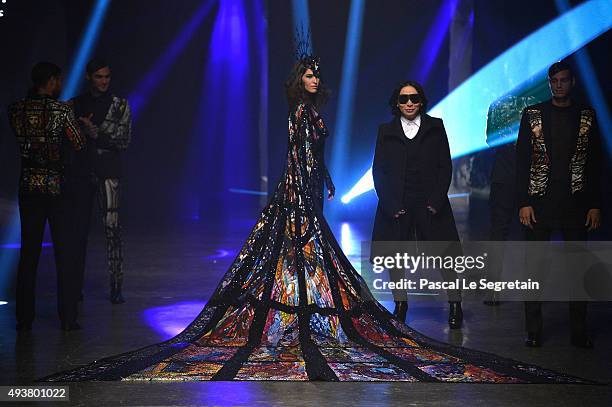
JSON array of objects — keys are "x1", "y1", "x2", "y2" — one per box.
[
  {"x1": 516, "y1": 61, "x2": 602, "y2": 348},
  {"x1": 8, "y1": 62, "x2": 85, "y2": 331},
  {"x1": 68, "y1": 59, "x2": 132, "y2": 304}
]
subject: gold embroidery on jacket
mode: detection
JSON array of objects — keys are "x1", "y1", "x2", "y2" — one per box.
[
  {"x1": 526, "y1": 108, "x2": 549, "y2": 196},
  {"x1": 570, "y1": 109, "x2": 593, "y2": 193}
]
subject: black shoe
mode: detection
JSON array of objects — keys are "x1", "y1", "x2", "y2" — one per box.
[
  {"x1": 60, "y1": 321, "x2": 81, "y2": 331},
  {"x1": 110, "y1": 280, "x2": 125, "y2": 304},
  {"x1": 525, "y1": 332, "x2": 542, "y2": 347},
  {"x1": 16, "y1": 322, "x2": 32, "y2": 332},
  {"x1": 571, "y1": 336, "x2": 593, "y2": 349},
  {"x1": 448, "y1": 302, "x2": 463, "y2": 329},
  {"x1": 393, "y1": 301, "x2": 408, "y2": 323}
]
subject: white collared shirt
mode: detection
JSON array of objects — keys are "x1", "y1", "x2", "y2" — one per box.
[{"x1": 400, "y1": 114, "x2": 421, "y2": 139}]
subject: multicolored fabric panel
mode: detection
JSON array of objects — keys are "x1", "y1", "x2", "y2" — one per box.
[
  {"x1": 42, "y1": 103, "x2": 598, "y2": 384},
  {"x1": 8, "y1": 96, "x2": 84, "y2": 196}
]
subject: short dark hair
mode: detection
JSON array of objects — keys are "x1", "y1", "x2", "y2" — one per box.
[
  {"x1": 388, "y1": 80, "x2": 428, "y2": 117},
  {"x1": 548, "y1": 60, "x2": 574, "y2": 79},
  {"x1": 86, "y1": 58, "x2": 110, "y2": 76},
  {"x1": 31, "y1": 62, "x2": 62, "y2": 89}
]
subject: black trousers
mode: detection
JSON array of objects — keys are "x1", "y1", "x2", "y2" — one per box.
[
  {"x1": 489, "y1": 182, "x2": 516, "y2": 241},
  {"x1": 389, "y1": 202, "x2": 462, "y2": 303},
  {"x1": 66, "y1": 175, "x2": 123, "y2": 296},
  {"x1": 485, "y1": 182, "x2": 517, "y2": 294},
  {"x1": 16, "y1": 195, "x2": 78, "y2": 325},
  {"x1": 523, "y1": 216, "x2": 588, "y2": 338},
  {"x1": 65, "y1": 178, "x2": 96, "y2": 297}
]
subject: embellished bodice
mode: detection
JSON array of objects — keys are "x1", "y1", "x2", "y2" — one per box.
[{"x1": 284, "y1": 102, "x2": 333, "y2": 210}]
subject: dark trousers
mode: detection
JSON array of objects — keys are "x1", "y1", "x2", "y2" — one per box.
[
  {"x1": 389, "y1": 203, "x2": 462, "y2": 303},
  {"x1": 64, "y1": 178, "x2": 96, "y2": 297},
  {"x1": 66, "y1": 176, "x2": 123, "y2": 296},
  {"x1": 16, "y1": 195, "x2": 78, "y2": 325},
  {"x1": 485, "y1": 182, "x2": 517, "y2": 296},
  {"x1": 524, "y1": 217, "x2": 588, "y2": 338},
  {"x1": 489, "y1": 182, "x2": 516, "y2": 241}
]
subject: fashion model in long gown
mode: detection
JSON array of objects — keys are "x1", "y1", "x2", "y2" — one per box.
[{"x1": 43, "y1": 58, "x2": 595, "y2": 383}]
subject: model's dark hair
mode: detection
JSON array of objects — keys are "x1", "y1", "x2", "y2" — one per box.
[
  {"x1": 86, "y1": 58, "x2": 110, "y2": 76},
  {"x1": 388, "y1": 80, "x2": 428, "y2": 117},
  {"x1": 284, "y1": 60, "x2": 330, "y2": 110},
  {"x1": 31, "y1": 62, "x2": 62, "y2": 89},
  {"x1": 548, "y1": 60, "x2": 574, "y2": 79}
]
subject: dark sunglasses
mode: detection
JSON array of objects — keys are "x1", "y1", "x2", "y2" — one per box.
[{"x1": 398, "y1": 94, "x2": 422, "y2": 104}]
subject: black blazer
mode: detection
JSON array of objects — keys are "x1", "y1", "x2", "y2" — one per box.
[
  {"x1": 515, "y1": 100, "x2": 602, "y2": 212},
  {"x1": 371, "y1": 114, "x2": 458, "y2": 242}
]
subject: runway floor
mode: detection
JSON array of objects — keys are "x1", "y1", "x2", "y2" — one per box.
[{"x1": 0, "y1": 213, "x2": 611, "y2": 406}]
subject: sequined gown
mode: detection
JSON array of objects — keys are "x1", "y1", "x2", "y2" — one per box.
[{"x1": 44, "y1": 103, "x2": 594, "y2": 383}]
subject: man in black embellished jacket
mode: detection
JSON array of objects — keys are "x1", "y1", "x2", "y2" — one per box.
[
  {"x1": 516, "y1": 61, "x2": 602, "y2": 349},
  {"x1": 68, "y1": 59, "x2": 132, "y2": 304},
  {"x1": 8, "y1": 62, "x2": 85, "y2": 331}
]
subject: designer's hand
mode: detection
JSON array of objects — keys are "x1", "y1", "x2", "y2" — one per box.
[
  {"x1": 519, "y1": 206, "x2": 536, "y2": 229},
  {"x1": 585, "y1": 208, "x2": 601, "y2": 231}
]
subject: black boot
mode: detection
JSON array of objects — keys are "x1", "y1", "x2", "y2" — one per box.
[
  {"x1": 393, "y1": 301, "x2": 408, "y2": 323},
  {"x1": 110, "y1": 278, "x2": 125, "y2": 304},
  {"x1": 448, "y1": 302, "x2": 463, "y2": 329}
]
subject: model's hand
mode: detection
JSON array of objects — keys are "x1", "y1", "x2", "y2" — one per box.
[
  {"x1": 519, "y1": 206, "x2": 536, "y2": 229},
  {"x1": 426, "y1": 205, "x2": 437, "y2": 215},
  {"x1": 393, "y1": 209, "x2": 406, "y2": 219},
  {"x1": 79, "y1": 114, "x2": 98, "y2": 139},
  {"x1": 585, "y1": 208, "x2": 601, "y2": 231}
]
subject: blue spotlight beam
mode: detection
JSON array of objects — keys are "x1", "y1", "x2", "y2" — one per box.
[
  {"x1": 329, "y1": 0, "x2": 366, "y2": 201},
  {"x1": 431, "y1": 0, "x2": 612, "y2": 158},
  {"x1": 228, "y1": 188, "x2": 268, "y2": 196},
  {"x1": 61, "y1": 0, "x2": 111, "y2": 100},
  {"x1": 291, "y1": 0, "x2": 311, "y2": 48},
  {"x1": 342, "y1": 0, "x2": 612, "y2": 203},
  {"x1": 291, "y1": 0, "x2": 312, "y2": 48},
  {"x1": 556, "y1": 0, "x2": 612, "y2": 153},
  {"x1": 414, "y1": 0, "x2": 459, "y2": 83},
  {"x1": 128, "y1": 0, "x2": 216, "y2": 121},
  {"x1": 341, "y1": 168, "x2": 371, "y2": 204},
  {"x1": 254, "y1": 0, "x2": 269, "y2": 206}
]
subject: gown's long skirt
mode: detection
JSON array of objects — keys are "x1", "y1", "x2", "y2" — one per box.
[
  {"x1": 41, "y1": 194, "x2": 597, "y2": 383},
  {"x1": 42, "y1": 105, "x2": 597, "y2": 383}
]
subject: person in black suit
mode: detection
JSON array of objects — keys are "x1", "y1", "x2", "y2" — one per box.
[
  {"x1": 516, "y1": 61, "x2": 602, "y2": 348},
  {"x1": 8, "y1": 62, "x2": 86, "y2": 331},
  {"x1": 372, "y1": 80, "x2": 463, "y2": 329}
]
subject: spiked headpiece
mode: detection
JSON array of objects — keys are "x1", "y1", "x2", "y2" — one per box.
[{"x1": 294, "y1": 26, "x2": 320, "y2": 77}]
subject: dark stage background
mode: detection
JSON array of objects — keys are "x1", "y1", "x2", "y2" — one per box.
[{"x1": 0, "y1": 0, "x2": 611, "y2": 299}]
